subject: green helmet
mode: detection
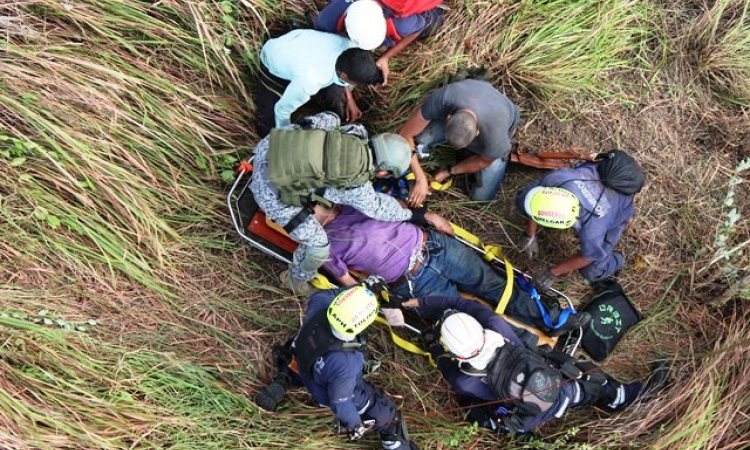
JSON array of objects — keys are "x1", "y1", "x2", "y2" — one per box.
[{"x1": 370, "y1": 133, "x2": 411, "y2": 178}]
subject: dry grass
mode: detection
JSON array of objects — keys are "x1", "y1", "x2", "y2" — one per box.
[{"x1": 0, "y1": 0, "x2": 749, "y2": 449}]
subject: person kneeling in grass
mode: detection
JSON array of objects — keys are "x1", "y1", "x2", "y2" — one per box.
[{"x1": 294, "y1": 285, "x2": 418, "y2": 450}]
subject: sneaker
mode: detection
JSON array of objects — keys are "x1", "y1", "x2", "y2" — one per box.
[
  {"x1": 548, "y1": 311, "x2": 592, "y2": 337},
  {"x1": 279, "y1": 269, "x2": 318, "y2": 297},
  {"x1": 638, "y1": 361, "x2": 671, "y2": 400}
]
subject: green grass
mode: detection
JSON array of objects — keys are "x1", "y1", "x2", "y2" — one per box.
[{"x1": 0, "y1": 0, "x2": 749, "y2": 449}]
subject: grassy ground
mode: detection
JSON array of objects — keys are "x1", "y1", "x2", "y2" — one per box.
[{"x1": 1, "y1": 0, "x2": 748, "y2": 449}]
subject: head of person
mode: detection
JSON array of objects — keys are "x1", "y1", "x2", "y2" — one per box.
[
  {"x1": 327, "y1": 285, "x2": 379, "y2": 341},
  {"x1": 370, "y1": 133, "x2": 412, "y2": 179},
  {"x1": 344, "y1": 0, "x2": 386, "y2": 51},
  {"x1": 523, "y1": 186, "x2": 580, "y2": 229},
  {"x1": 440, "y1": 311, "x2": 502, "y2": 371},
  {"x1": 445, "y1": 109, "x2": 479, "y2": 149},
  {"x1": 336, "y1": 48, "x2": 384, "y2": 86}
]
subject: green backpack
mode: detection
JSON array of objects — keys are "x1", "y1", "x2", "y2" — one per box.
[{"x1": 267, "y1": 129, "x2": 375, "y2": 207}]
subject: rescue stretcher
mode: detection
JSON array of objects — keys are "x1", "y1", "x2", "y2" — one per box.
[{"x1": 228, "y1": 158, "x2": 582, "y2": 355}]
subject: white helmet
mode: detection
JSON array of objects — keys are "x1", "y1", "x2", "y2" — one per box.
[
  {"x1": 440, "y1": 312, "x2": 485, "y2": 360},
  {"x1": 345, "y1": 0, "x2": 386, "y2": 50}
]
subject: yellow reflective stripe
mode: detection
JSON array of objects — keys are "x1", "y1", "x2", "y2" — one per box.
[{"x1": 374, "y1": 316, "x2": 436, "y2": 367}]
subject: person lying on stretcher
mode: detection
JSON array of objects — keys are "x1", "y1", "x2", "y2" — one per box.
[{"x1": 314, "y1": 204, "x2": 584, "y2": 334}]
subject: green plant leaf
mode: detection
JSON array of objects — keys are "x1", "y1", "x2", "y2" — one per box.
[{"x1": 10, "y1": 157, "x2": 26, "y2": 167}]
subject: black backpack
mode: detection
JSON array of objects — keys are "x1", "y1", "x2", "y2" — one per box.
[
  {"x1": 485, "y1": 344, "x2": 563, "y2": 417},
  {"x1": 580, "y1": 279, "x2": 643, "y2": 362}
]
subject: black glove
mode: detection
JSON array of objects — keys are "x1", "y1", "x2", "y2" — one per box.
[
  {"x1": 532, "y1": 268, "x2": 557, "y2": 293},
  {"x1": 407, "y1": 205, "x2": 429, "y2": 227}
]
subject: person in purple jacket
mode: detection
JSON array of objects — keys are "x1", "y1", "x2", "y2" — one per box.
[
  {"x1": 402, "y1": 295, "x2": 668, "y2": 434},
  {"x1": 515, "y1": 153, "x2": 643, "y2": 292},
  {"x1": 295, "y1": 285, "x2": 418, "y2": 450}
]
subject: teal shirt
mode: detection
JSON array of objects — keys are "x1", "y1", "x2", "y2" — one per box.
[{"x1": 260, "y1": 30, "x2": 354, "y2": 128}]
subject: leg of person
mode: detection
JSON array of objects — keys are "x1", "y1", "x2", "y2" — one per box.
[
  {"x1": 470, "y1": 157, "x2": 507, "y2": 201},
  {"x1": 579, "y1": 251, "x2": 624, "y2": 282},
  {"x1": 255, "y1": 64, "x2": 290, "y2": 136},
  {"x1": 418, "y1": 8, "x2": 445, "y2": 39},
  {"x1": 357, "y1": 381, "x2": 416, "y2": 450},
  {"x1": 314, "y1": 84, "x2": 347, "y2": 123}
]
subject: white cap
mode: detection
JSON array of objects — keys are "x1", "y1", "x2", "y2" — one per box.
[{"x1": 345, "y1": 0, "x2": 386, "y2": 50}]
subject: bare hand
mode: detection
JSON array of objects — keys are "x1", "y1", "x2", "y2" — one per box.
[
  {"x1": 375, "y1": 57, "x2": 390, "y2": 86},
  {"x1": 433, "y1": 168, "x2": 451, "y2": 183},
  {"x1": 401, "y1": 298, "x2": 419, "y2": 308},
  {"x1": 345, "y1": 99, "x2": 362, "y2": 123},
  {"x1": 425, "y1": 211, "x2": 455, "y2": 236},
  {"x1": 408, "y1": 177, "x2": 430, "y2": 207}
]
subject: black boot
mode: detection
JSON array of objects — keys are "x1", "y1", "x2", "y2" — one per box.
[{"x1": 380, "y1": 413, "x2": 418, "y2": 450}]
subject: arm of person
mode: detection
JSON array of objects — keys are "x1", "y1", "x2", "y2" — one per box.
[
  {"x1": 406, "y1": 296, "x2": 523, "y2": 346},
  {"x1": 398, "y1": 106, "x2": 430, "y2": 150},
  {"x1": 525, "y1": 219, "x2": 538, "y2": 238},
  {"x1": 337, "y1": 272, "x2": 360, "y2": 287},
  {"x1": 424, "y1": 211, "x2": 455, "y2": 236},
  {"x1": 376, "y1": 31, "x2": 420, "y2": 86},
  {"x1": 343, "y1": 87, "x2": 362, "y2": 123},
  {"x1": 407, "y1": 153, "x2": 430, "y2": 207},
  {"x1": 549, "y1": 253, "x2": 595, "y2": 277},
  {"x1": 274, "y1": 79, "x2": 315, "y2": 128},
  {"x1": 434, "y1": 154, "x2": 496, "y2": 183},
  {"x1": 324, "y1": 355, "x2": 363, "y2": 429}
]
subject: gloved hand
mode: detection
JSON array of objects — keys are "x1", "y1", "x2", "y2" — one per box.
[
  {"x1": 532, "y1": 268, "x2": 557, "y2": 293},
  {"x1": 362, "y1": 275, "x2": 390, "y2": 303},
  {"x1": 348, "y1": 424, "x2": 367, "y2": 441},
  {"x1": 520, "y1": 234, "x2": 539, "y2": 258}
]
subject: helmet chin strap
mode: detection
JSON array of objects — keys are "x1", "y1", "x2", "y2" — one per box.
[
  {"x1": 330, "y1": 325, "x2": 355, "y2": 342},
  {"x1": 464, "y1": 330, "x2": 506, "y2": 372}
]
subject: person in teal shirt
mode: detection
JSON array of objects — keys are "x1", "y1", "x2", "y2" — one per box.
[{"x1": 255, "y1": 29, "x2": 382, "y2": 135}]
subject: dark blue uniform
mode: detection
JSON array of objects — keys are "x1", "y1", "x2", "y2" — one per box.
[
  {"x1": 297, "y1": 288, "x2": 399, "y2": 435},
  {"x1": 417, "y1": 296, "x2": 640, "y2": 434}
]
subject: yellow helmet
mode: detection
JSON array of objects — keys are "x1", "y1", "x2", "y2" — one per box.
[
  {"x1": 327, "y1": 286, "x2": 378, "y2": 340},
  {"x1": 524, "y1": 186, "x2": 580, "y2": 229}
]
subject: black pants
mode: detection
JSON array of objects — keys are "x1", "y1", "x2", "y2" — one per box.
[{"x1": 254, "y1": 63, "x2": 347, "y2": 136}]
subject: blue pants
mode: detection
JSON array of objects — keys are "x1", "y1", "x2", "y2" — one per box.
[
  {"x1": 579, "y1": 251, "x2": 624, "y2": 281},
  {"x1": 391, "y1": 230, "x2": 545, "y2": 328},
  {"x1": 414, "y1": 121, "x2": 507, "y2": 201}
]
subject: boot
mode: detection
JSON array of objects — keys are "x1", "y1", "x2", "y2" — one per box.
[
  {"x1": 380, "y1": 413, "x2": 418, "y2": 450},
  {"x1": 279, "y1": 269, "x2": 318, "y2": 297}
]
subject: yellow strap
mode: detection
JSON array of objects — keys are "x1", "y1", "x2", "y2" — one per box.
[
  {"x1": 374, "y1": 316, "x2": 436, "y2": 367},
  {"x1": 310, "y1": 274, "x2": 337, "y2": 290},
  {"x1": 430, "y1": 178, "x2": 453, "y2": 191},
  {"x1": 449, "y1": 224, "x2": 514, "y2": 315},
  {"x1": 495, "y1": 256, "x2": 514, "y2": 315}
]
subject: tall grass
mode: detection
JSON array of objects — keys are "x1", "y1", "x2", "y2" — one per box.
[
  {"x1": 375, "y1": 0, "x2": 655, "y2": 126},
  {"x1": 1, "y1": 1, "x2": 749, "y2": 449},
  {"x1": 680, "y1": 0, "x2": 750, "y2": 106}
]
